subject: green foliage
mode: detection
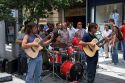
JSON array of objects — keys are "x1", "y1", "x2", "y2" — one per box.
[
  {"x1": 0, "y1": 0, "x2": 85, "y2": 21},
  {"x1": 0, "y1": 0, "x2": 14, "y2": 21}
]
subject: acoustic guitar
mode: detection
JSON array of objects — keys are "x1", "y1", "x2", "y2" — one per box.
[
  {"x1": 24, "y1": 37, "x2": 43, "y2": 58},
  {"x1": 24, "y1": 29, "x2": 57, "y2": 58},
  {"x1": 83, "y1": 33, "x2": 114, "y2": 57}
]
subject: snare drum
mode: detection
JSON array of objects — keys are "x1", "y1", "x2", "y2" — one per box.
[{"x1": 49, "y1": 53, "x2": 62, "y2": 63}]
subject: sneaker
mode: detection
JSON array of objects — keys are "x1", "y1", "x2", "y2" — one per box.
[
  {"x1": 114, "y1": 63, "x2": 118, "y2": 65},
  {"x1": 105, "y1": 56, "x2": 109, "y2": 59},
  {"x1": 96, "y1": 65, "x2": 99, "y2": 69}
]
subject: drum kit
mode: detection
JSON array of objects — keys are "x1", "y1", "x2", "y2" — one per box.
[{"x1": 42, "y1": 45, "x2": 87, "y2": 82}]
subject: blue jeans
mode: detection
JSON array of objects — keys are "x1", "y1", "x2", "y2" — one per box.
[
  {"x1": 122, "y1": 41, "x2": 125, "y2": 60},
  {"x1": 26, "y1": 55, "x2": 42, "y2": 83},
  {"x1": 111, "y1": 42, "x2": 118, "y2": 65},
  {"x1": 99, "y1": 47, "x2": 104, "y2": 57},
  {"x1": 87, "y1": 60, "x2": 97, "y2": 83}
]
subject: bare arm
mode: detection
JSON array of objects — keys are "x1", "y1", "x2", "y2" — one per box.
[
  {"x1": 16, "y1": 40, "x2": 22, "y2": 44},
  {"x1": 22, "y1": 35, "x2": 38, "y2": 49}
]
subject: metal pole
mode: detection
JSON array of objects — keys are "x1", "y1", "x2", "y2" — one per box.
[
  {"x1": 0, "y1": 21, "x2": 5, "y2": 58},
  {"x1": 86, "y1": 0, "x2": 88, "y2": 27},
  {"x1": 12, "y1": 9, "x2": 19, "y2": 59}
]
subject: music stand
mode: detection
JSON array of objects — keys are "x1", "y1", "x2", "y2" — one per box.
[{"x1": 42, "y1": 47, "x2": 63, "y2": 81}]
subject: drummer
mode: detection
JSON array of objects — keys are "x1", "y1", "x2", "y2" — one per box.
[
  {"x1": 50, "y1": 32, "x2": 68, "y2": 63},
  {"x1": 72, "y1": 31, "x2": 86, "y2": 63}
]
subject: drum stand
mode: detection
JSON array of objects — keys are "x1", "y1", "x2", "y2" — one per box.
[
  {"x1": 66, "y1": 72, "x2": 70, "y2": 83},
  {"x1": 42, "y1": 48, "x2": 63, "y2": 81}
]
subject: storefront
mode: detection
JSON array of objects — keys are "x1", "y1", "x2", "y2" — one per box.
[
  {"x1": 87, "y1": 0, "x2": 125, "y2": 27},
  {"x1": 65, "y1": 7, "x2": 86, "y2": 28}
]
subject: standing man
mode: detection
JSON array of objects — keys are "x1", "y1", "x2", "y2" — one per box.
[
  {"x1": 76, "y1": 21, "x2": 86, "y2": 39},
  {"x1": 59, "y1": 22, "x2": 69, "y2": 44},
  {"x1": 56, "y1": 23, "x2": 62, "y2": 34},
  {"x1": 79, "y1": 23, "x2": 98, "y2": 83},
  {"x1": 16, "y1": 20, "x2": 30, "y2": 75},
  {"x1": 67, "y1": 22, "x2": 76, "y2": 41},
  {"x1": 120, "y1": 20, "x2": 125, "y2": 62}
]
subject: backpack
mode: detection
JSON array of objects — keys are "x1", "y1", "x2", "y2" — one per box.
[{"x1": 116, "y1": 27, "x2": 123, "y2": 41}]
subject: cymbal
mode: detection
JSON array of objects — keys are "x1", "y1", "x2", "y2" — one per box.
[{"x1": 51, "y1": 43, "x2": 67, "y2": 48}]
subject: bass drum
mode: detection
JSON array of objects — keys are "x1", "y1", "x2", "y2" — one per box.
[{"x1": 60, "y1": 61, "x2": 83, "y2": 81}]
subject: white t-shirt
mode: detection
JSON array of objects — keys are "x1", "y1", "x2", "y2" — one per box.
[
  {"x1": 67, "y1": 27, "x2": 76, "y2": 41},
  {"x1": 102, "y1": 29, "x2": 112, "y2": 37}
]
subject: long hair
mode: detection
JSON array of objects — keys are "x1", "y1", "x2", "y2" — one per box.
[
  {"x1": 52, "y1": 32, "x2": 61, "y2": 43},
  {"x1": 113, "y1": 26, "x2": 119, "y2": 34},
  {"x1": 25, "y1": 22, "x2": 38, "y2": 34}
]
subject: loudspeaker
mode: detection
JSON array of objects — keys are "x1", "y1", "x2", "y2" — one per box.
[
  {"x1": 5, "y1": 59, "x2": 18, "y2": 74},
  {"x1": 0, "y1": 58, "x2": 8, "y2": 72}
]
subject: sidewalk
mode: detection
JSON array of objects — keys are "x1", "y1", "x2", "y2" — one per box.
[{"x1": 96, "y1": 52, "x2": 125, "y2": 83}]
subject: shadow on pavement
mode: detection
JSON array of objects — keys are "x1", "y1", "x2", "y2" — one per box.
[{"x1": 95, "y1": 73, "x2": 125, "y2": 83}]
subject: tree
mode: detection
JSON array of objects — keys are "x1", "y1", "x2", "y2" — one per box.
[
  {"x1": 0, "y1": 0, "x2": 14, "y2": 21},
  {"x1": 0, "y1": 0, "x2": 85, "y2": 22}
]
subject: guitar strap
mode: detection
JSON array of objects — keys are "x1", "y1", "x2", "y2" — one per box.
[
  {"x1": 35, "y1": 34, "x2": 42, "y2": 40},
  {"x1": 34, "y1": 34, "x2": 44, "y2": 52}
]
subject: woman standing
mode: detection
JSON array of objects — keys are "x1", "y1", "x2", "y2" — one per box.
[
  {"x1": 110, "y1": 26, "x2": 119, "y2": 65},
  {"x1": 22, "y1": 22, "x2": 53, "y2": 83},
  {"x1": 102, "y1": 24, "x2": 112, "y2": 58}
]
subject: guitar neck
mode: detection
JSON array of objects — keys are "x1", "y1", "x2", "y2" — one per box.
[
  {"x1": 96, "y1": 39, "x2": 105, "y2": 46},
  {"x1": 39, "y1": 29, "x2": 57, "y2": 45},
  {"x1": 96, "y1": 32, "x2": 114, "y2": 47},
  {"x1": 39, "y1": 34, "x2": 51, "y2": 45}
]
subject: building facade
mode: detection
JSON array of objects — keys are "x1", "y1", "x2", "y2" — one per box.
[
  {"x1": 87, "y1": 0, "x2": 125, "y2": 26},
  {"x1": 46, "y1": 1, "x2": 86, "y2": 27}
]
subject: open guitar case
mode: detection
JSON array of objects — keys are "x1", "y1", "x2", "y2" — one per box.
[{"x1": 0, "y1": 75, "x2": 12, "y2": 82}]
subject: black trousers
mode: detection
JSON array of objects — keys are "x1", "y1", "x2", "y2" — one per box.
[
  {"x1": 87, "y1": 60, "x2": 97, "y2": 83},
  {"x1": 18, "y1": 56, "x2": 27, "y2": 75}
]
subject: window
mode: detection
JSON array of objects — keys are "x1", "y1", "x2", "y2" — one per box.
[{"x1": 96, "y1": 3, "x2": 122, "y2": 27}]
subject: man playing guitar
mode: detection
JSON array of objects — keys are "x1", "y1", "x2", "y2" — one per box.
[{"x1": 79, "y1": 23, "x2": 112, "y2": 83}]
